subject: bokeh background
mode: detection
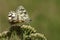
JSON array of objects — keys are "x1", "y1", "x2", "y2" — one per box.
[{"x1": 0, "y1": 0, "x2": 60, "y2": 40}]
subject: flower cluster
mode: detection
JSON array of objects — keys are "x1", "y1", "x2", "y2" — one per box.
[{"x1": 21, "y1": 25, "x2": 36, "y2": 33}]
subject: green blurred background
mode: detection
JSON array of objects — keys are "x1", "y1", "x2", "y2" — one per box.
[{"x1": 0, "y1": 0, "x2": 60, "y2": 40}]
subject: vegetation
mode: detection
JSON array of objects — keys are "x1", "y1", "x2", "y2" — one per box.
[
  {"x1": 0, "y1": 6, "x2": 47, "y2": 40},
  {"x1": 0, "y1": 25, "x2": 47, "y2": 40}
]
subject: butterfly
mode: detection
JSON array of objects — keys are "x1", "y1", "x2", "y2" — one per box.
[{"x1": 8, "y1": 6, "x2": 31, "y2": 24}]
